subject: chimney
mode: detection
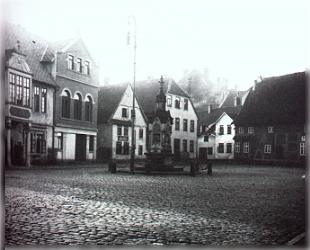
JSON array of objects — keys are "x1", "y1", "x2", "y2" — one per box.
[{"x1": 208, "y1": 104, "x2": 213, "y2": 114}]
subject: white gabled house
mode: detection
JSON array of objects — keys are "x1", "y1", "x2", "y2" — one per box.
[
  {"x1": 198, "y1": 107, "x2": 242, "y2": 160},
  {"x1": 97, "y1": 83, "x2": 148, "y2": 161}
]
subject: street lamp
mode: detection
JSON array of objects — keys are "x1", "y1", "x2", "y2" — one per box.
[{"x1": 128, "y1": 15, "x2": 137, "y2": 174}]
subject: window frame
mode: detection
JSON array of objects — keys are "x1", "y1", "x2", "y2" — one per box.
[
  {"x1": 219, "y1": 125, "x2": 224, "y2": 135},
  {"x1": 122, "y1": 108, "x2": 128, "y2": 118},
  {"x1": 227, "y1": 125, "x2": 232, "y2": 134},
  {"x1": 41, "y1": 88, "x2": 47, "y2": 113},
  {"x1": 264, "y1": 144, "x2": 272, "y2": 154},
  {"x1": 190, "y1": 120, "x2": 195, "y2": 133},
  {"x1": 226, "y1": 143, "x2": 232, "y2": 153},
  {"x1": 300, "y1": 142, "x2": 305, "y2": 156},
  {"x1": 175, "y1": 118, "x2": 180, "y2": 131},
  {"x1": 183, "y1": 119, "x2": 188, "y2": 132},
  {"x1": 218, "y1": 143, "x2": 224, "y2": 153},
  {"x1": 243, "y1": 142, "x2": 249, "y2": 153},
  {"x1": 248, "y1": 127, "x2": 254, "y2": 134},
  {"x1": 268, "y1": 126, "x2": 274, "y2": 133},
  {"x1": 183, "y1": 139, "x2": 188, "y2": 152},
  {"x1": 235, "y1": 142, "x2": 240, "y2": 153},
  {"x1": 167, "y1": 95, "x2": 172, "y2": 107},
  {"x1": 175, "y1": 96, "x2": 180, "y2": 109},
  {"x1": 68, "y1": 55, "x2": 75, "y2": 70}
]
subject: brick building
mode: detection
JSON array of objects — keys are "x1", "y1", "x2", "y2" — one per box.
[
  {"x1": 233, "y1": 72, "x2": 306, "y2": 164},
  {"x1": 53, "y1": 38, "x2": 99, "y2": 161}
]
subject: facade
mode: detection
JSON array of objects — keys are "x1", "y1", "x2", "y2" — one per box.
[
  {"x1": 4, "y1": 23, "x2": 57, "y2": 166},
  {"x1": 233, "y1": 72, "x2": 306, "y2": 164},
  {"x1": 136, "y1": 78, "x2": 198, "y2": 159},
  {"x1": 198, "y1": 106, "x2": 241, "y2": 160},
  {"x1": 53, "y1": 39, "x2": 99, "y2": 162},
  {"x1": 97, "y1": 84, "x2": 148, "y2": 161}
]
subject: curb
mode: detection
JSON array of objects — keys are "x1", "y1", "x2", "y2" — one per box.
[{"x1": 286, "y1": 232, "x2": 306, "y2": 246}]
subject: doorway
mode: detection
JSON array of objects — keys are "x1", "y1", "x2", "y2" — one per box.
[
  {"x1": 75, "y1": 134, "x2": 86, "y2": 161},
  {"x1": 174, "y1": 138, "x2": 180, "y2": 160}
]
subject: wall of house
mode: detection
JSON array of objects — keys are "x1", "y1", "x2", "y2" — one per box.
[
  {"x1": 166, "y1": 94, "x2": 198, "y2": 158},
  {"x1": 214, "y1": 115, "x2": 235, "y2": 159},
  {"x1": 234, "y1": 124, "x2": 305, "y2": 162},
  {"x1": 97, "y1": 124, "x2": 113, "y2": 161},
  {"x1": 198, "y1": 135, "x2": 216, "y2": 160}
]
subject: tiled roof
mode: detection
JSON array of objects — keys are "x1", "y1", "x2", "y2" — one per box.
[
  {"x1": 4, "y1": 23, "x2": 56, "y2": 86},
  {"x1": 97, "y1": 83, "x2": 128, "y2": 124},
  {"x1": 198, "y1": 106, "x2": 242, "y2": 127},
  {"x1": 219, "y1": 90, "x2": 248, "y2": 108},
  {"x1": 234, "y1": 72, "x2": 306, "y2": 126}
]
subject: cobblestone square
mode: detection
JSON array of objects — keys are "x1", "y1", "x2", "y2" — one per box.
[{"x1": 5, "y1": 164, "x2": 306, "y2": 246}]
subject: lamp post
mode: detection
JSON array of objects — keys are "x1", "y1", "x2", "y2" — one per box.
[{"x1": 128, "y1": 15, "x2": 137, "y2": 174}]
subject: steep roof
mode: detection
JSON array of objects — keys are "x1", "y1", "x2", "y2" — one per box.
[
  {"x1": 234, "y1": 72, "x2": 306, "y2": 126},
  {"x1": 4, "y1": 23, "x2": 56, "y2": 86},
  {"x1": 219, "y1": 90, "x2": 248, "y2": 108},
  {"x1": 97, "y1": 83, "x2": 128, "y2": 124},
  {"x1": 135, "y1": 78, "x2": 190, "y2": 118},
  {"x1": 198, "y1": 106, "x2": 242, "y2": 127}
]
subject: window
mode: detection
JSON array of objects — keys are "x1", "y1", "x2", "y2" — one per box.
[
  {"x1": 117, "y1": 126, "x2": 122, "y2": 136},
  {"x1": 122, "y1": 108, "x2": 128, "y2": 118},
  {"x1": 190, "y1": 140, "x2": 194, "y2": 153},
  {"x1": 123, "y1": 142, "x2": 130, "y2": 155},
  {"x1": 9, "y1": 73, "x2": 15, "y2": 103},
  {"x1": 30, "y1": 132, "x2": 46, "y2": 154},
  {"x1": 41, "y1": 88, "x2": 47, "y2": 113},
  {"x1": 167, "y1": 95, "x2": 172, "y2": 107},
  {"x1": 124, "y1": 127, "x2": 128, "y2": 136},
  {"x1": 68, "y1": 55, "x2": 74, "y2": 70},
  {"x1": 89, "y1": 135, "x2": 94, "y2": 152},
  {"x1": 183, "y1": 139, "x2": 187, "y2": 152},
  {"x1": 74, "y1": 93, "x2": 82, "y2": 120},
  {"x1": 175, "y1": 97, "x2": 180, "y2": 109},
  {"x1": 204, "y1": 135, "x2": 208, "y2": 142},
  {"x1": 23, "y1": 77, "x2": 30, "y2": 106},
  {"x1": 248, "y1": 127, "x2": 254, "y2": 134},
  {"x1": 227, "y1": 125, "x2": 232, "y2": 134},
  {"x1": 34, "y1": 86, "x2": 40, "y2": 112},
  {"x1": 184, "y1": 99, "x2": 188, "y2": 110},
  {"x1": 268, "y1": 126, "x2": 274, "y2": 133},
  {"x1": 16, "y1": 75, "x2": 23, "y2": 105},
  {"x1": 183, "y1": 119, "x2": 188, "y2": 131},
  {"x1": 116, "y1": 142, "x2": 122, "y2": 155},
  {"x1": 235, "y1": 142, "x2": 240, "y2": 153},
  {"x1": 190, "y1": 120, "x2": 195, "y2": 132},
  {"x1": 138, "y1": 145, "x2": 143, "y2": 155},
  {"x1": 139, "y1": 128, "x2": 143, "y2": 139},
  {"x1": 207, "y1": 147, "x2": 213, "y2": 155},
  {"x1": 264, "y1": 144, "x2": 272, "y2": 154},
  {"x1": 226, "y1": 143, "x2": 232, "y2": 153},
  {"x1": 77, "y1": 58, "x2": 83, "y2": 73},
  {"x1": 239, "y1": 127, "x2": 244, "y2": 134},
  {"x1": 62, "y1": 90, "x2": 71, "y2": 118},
  {"x1": 85, "y1": 61, "x2": 90, "y2": 75},
  {"x1": 218, "y1": 143, "x2": 224, "y2": 153},
  {"x1": 175, "y1": 118, "x2": 180, "y2": 131},
  {"x1": 56, "y1": 133, "x2": 63, "y2": 150},
  {"x1": 85, "y1": 96, "x2": 93, "y2": 122},
  {"x1": 243, "y1": 142, "x2": 249, "y2": 153},
  {"x1": 300, "y1": 142, "x2": 305, "y2": 156},
  {"x1": 219, "y1": 125, "x2": 224, "y2": 135}
]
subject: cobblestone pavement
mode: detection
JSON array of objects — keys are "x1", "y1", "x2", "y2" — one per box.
[{"x1": 5, "y1": 164, "x2": 306, "y2": 246}]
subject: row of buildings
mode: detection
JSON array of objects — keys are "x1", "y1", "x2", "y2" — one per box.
[{"x1": 3, "y1": 23, "x2": 306, "y2": 167}]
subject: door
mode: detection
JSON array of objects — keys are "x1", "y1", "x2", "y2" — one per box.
[
  {"x1": 199, "y1": 147, "x2": 208, "y2": 161},
  {"x1": 174, "y1": 138, "x2": 180, "y2": 160},
  {"x1": 75, "y1": 134, "x2": 87, "y2": 161}
]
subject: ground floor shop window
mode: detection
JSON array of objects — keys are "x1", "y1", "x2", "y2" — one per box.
[
  {"x1": 31, "y1": 132, "x2": 46, "y2": 153},
  {"x1": 190, "y1": 140, "x2": 194, "y2": 153},
  {"x1": 116, "y1": 141, "x2": 130, "y2": 155},
  {"x1": 116, "y1": 142, "x2": 122, "y2": 154},
  {"x1": 89, "y1": 135, "x2": 94, "y2": 152}
]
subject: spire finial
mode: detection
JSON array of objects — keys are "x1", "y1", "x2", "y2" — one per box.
[{"x1": 159, "y1": 75, "x2": 164, "y2": 93}]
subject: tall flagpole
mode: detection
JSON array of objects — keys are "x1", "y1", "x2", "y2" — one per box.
[{"x1": 129, "y1": 15, "x2": 137, "y2": 174}]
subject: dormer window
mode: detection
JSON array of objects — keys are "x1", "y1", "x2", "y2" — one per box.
[
  {"x1": 77, "y1": 58, "x2": 83, "y2": 73},
  {"x1": 85, "y1": 61, "x2": 90, "y2": 75},
  {"x1": 68, "y1": 55, "x2": 74, "y2": 70}
]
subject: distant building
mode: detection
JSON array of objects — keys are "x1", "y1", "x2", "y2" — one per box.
[
  {"x1": 233, "y1": 72, "x2": 306, "y2": 164},
  {"x1": 4, "y1": 23, "x2": 57, "y2": 166},
  {"x1": 97, "y1": 83, "x2": 148, "y2": 161},
  {"x1": 136, "y1": 78, "x2": 198, "y2": 159},
  {"x1": 53, "y1": 38, "x2": 99, "y2": 162},
  {"x1": 198, "y1": 106, "x2": 242, "y2": 160},
  {"x1": 218, "y1": 89, "x2": 249, "y2": 108}
]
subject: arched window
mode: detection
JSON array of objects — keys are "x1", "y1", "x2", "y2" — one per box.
[
  {"x1": 74, "y1": 93, "x2": 82, "y2": 120},
  {"x1": 62, "y1": 90, "x2": 71, "y2": 118},
  {"x1": 85, "y1": 95, "x2": 93, "y2": 121}
]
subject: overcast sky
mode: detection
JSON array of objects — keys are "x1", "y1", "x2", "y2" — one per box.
[{"x1": 2, "y1": 0, "x2": 309, "y2": 89}]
